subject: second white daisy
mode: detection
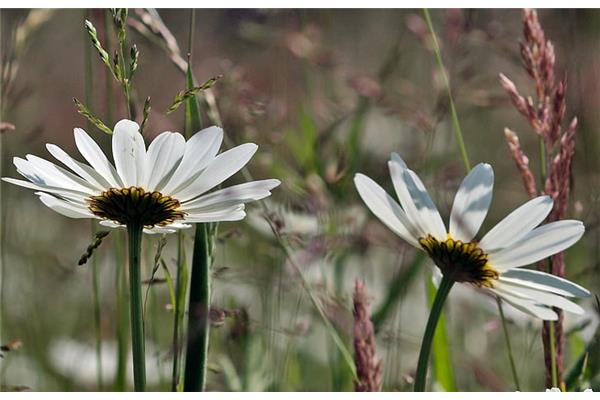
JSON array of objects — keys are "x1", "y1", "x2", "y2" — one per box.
[{"x1": 354, "y1": 153, "x2": 590, "y2": 321}]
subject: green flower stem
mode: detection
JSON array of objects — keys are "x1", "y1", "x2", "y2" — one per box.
[
  {"x1": 414, "y1": 276, "x2": 455, "y2": 391},
  {"x1": 127, "y1": 223, "x2": 146, "y2": 392},
  {"x1": 496, "y1": 297, "x2": 521, "y2": 390}
]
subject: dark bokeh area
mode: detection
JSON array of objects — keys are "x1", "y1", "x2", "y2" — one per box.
[{"x1": 1, "y1": 9, "x2": 599, "y2": 391}]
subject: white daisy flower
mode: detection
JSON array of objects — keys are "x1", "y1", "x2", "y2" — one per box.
[
  {"x1": 354, "y1": 153, "x2": 590, "y2": 321},
  {"x1": 3, "y1": 119, "x2": 280, "y2": 233}
]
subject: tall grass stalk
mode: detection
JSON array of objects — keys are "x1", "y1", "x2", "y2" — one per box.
[
  {"x1": 84, "y1": 10, "x2": 104, "y2": 390},
  {"x1": 420, "y1": 9, "x2": 521, "y2": 391},
  {"x1": 181, "y1": 10, "x2": 216, "y2": 391},
  {"x1": 422, "y1": 8, "x2": 470, "y2": 172},
  {"x1": 538, "y1": 137, "x2": 559, "y2": 388},
  {"x1": 0, "y1": 8, "x2": 5, "y2": 390},
  {"x1": 171, "y1": 231, "x2": 188, "y2": 391},
  {"x1": 497, "y1": 297, "x2": 521, "y2": 390}
]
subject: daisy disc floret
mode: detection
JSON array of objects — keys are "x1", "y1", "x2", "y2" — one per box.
[
  {"x1": 354, "y1": 153, "x2": 590, "y2": 321},
  {"x1": 3, "y1": 119, "x2": 280, "y2": 233}
]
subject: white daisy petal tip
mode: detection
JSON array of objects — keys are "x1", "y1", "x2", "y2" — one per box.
[
  {"x1": 449, "y1": 161, "x2": 494, "y2": 242},
  {"x1": 389, "y1": 152, "x2": 407, "y2": 168},
  {"x1": 113, "y1": 119, "x2": 141, "y2": 133}
]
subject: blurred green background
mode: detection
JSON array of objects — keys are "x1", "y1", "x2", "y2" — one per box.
[{"x1": 0, "y1": 8, "x2": 599, "y2": 391}]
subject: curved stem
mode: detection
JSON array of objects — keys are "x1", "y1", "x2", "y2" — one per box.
[
  {"x1": 496, "y1": 297, "x2": 521, "y2": 390},
  {"x1": 127, "y1": 223, "x2": 146, "y2": 391},
  {"x1": 414, "y1": 276, "x2": 455, "y2": 392}
]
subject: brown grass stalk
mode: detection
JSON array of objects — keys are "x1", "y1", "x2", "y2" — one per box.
[
  {"x1": 353, "y1": 280, "x2": 382, "y2": 392},
  {"x1": 500, "y1": 9, "x2": 579, "y2": 387}
]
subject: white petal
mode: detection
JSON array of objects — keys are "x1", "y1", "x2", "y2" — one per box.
[
  {"x1": 185, "y1": 205, "x2": 247, "y2": 223},
  {"x1": 172, "y1": 143, "x2": 257, "y2": 202},
  {"x1": 111, "y1": 119, "x2": 146, "y2": 187},
  {"x1": 449, "y1": 163, "x2": 493, "y2": 242},
  {"x1": 74, "y1": 128, "x2": 122, "y2": 187},
  {"x1": 161, "y1": 126, "x2": 223, "y2": 195},
  {"x1": 144, "y1": 223, "x2": 192, "y2": 234},
  {"x1": 99, "y1": 220, "x2": 124, "y2": 230},
  {"x1": 13, "y1": 156, "x2": 94, "y2": 194},
  {"x1": 25, "y1": 155, "x2": 97, "y2": 193},
  {"x1": 488, "y1": 220, "x2": 584, "y2": 270},
  {"x1": 37, "y1": 192, "x2": 94, "y2": 219},
  {"x1": 388, "y1": 156, "x2": 446, "y2": 240},
  {"x1": 46, "y1": 144, "x2": 111, "y2": 190},
  {"x1": 494, "y1": 282, "x2": 584, "y2": 314},
  {"x1": 182, "y1": 179, "x2": 280, "y2": 212},
  {"x1": 3, "y1": 177, "x2": 89, "y2": 202},
  {"x1": 498, "y1": 269, "x2": 590, "y2": 298},
  {"x1": 354, "y1": 173, "x2": 420, "y2": 248},
  {"x1": 143, "y1": 131, "x2": 186, "y2": 191},
  {"x1": 493, "y1": 288, "x2": 558, "y2": 321},
  {"x1": 479, "y1": 196, "x2": 553, "y2": 252}
]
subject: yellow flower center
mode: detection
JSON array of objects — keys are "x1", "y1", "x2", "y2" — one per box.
[
  {"x1": 88, "y1": 186, "x2": 186, "y2": 227},
  {"x1": 418, "y1": 234, "x2": 499, "y2": 288}
]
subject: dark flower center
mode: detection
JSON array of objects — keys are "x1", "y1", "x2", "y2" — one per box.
[
  {"x1": 88, "y1": 187, "x2": 185, "y2": 227},
  {"x1": 418, "y1": 234, "x2": 499, "y2": 288}
]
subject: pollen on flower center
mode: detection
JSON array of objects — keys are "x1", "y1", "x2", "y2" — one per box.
[
  {"x1": 88, "y1": 187, "x2": 186, "y2": 227},
  {"x1": 418, "y1": 234, "x2": 499, "y2": 288}
]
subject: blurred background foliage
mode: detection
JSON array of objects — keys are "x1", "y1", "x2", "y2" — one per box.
[{"x1": 0, "y1": 8, "x2": 599, "y2": 391}]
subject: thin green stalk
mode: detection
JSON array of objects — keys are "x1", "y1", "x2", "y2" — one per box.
[
  {"x1": 104, "y1": 10, "x2": 114, "y2": 125},
  {"x1": 415, "y1": 276, "x2": 454, "y2": 391},
  {"x1": 183, "y1": 222, "x2": 211, "y2": 391},
  {"x1": 539, "y1": 135, "x2": 558, "y2": 389},
  {"x1": 170, "y1": 230, "x2": 187, "y2": 391},
  {"x1": 91, "y1": 224, "x2": 103, "y2": 390},
  {"x1": 0, "y1": 8, "x2": 5, "y2": 391},
  {"x1": 539, "y1": 138, "x2": 547, "y2": 185},
  {"x1": 182, "y1": 9, "x2": 214, "y2": 391},
  {"x1": 422, "y1": 8, "x2": 470, "y2": 172},
  {"x1": 549, "y1": 319, "x2": 558, "y2": 388},
  {"x1": 85, "y1": 10, "x2": 103, "y2": 390},
  {"x1": 127, "y1": 223, "x2": 146, "y2": 391},
  {"x1": 497, "y1": 297, "x2": 521, "y2": 390},
  {"x1": 423, "y1": 9, "x2": 522, "y2": 391},
  {"x1": 117, "y1": 37, "x2": 132, "y2": 119}
]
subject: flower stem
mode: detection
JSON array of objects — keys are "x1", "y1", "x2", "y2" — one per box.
[
  {"x1": 127, "y1": 223, "x2": 146, "y2": 391},
  {"x1": 496, "y1": 297, "x2": 521, "y2": 390},
  {"x1": 414, "y1": 276, "x2": 454, "y2": 391}
]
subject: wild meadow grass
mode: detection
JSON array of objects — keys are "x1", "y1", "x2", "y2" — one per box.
[{"x1": 0, "y1": 8, "x2": 599, "y2": 392}]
